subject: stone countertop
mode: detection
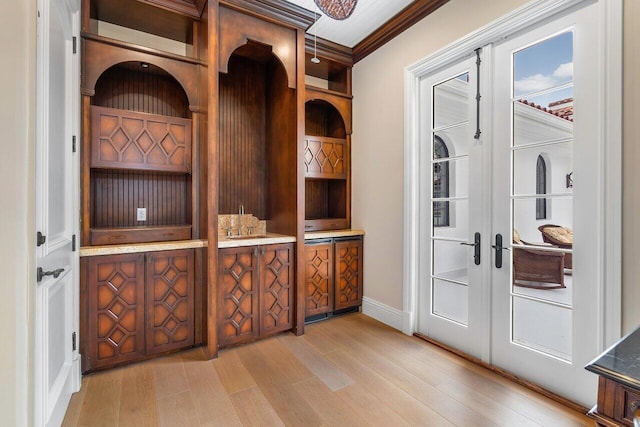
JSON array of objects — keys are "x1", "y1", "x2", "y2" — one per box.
[
  {"x1": 305, "y1": 229, "x2": 366, "y2": 240},
  {"x1": 217, "y1": 232, "x2": 296, "y2": 248},
  {"x1": 80, "y1": 239, "x2": 208, "y2": 257},
  {"x1": 586, "y1": 326, "x2": 640, "y2": 390},
  {"x1": 80, "y1": 229, "x2": 365, "y2": 256}
]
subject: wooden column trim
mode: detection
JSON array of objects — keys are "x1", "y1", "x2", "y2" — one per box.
[
  {"x1": 295, "y1": 27, "x2": 306, "y2": 336},
  {"x1": 81, "y1": 95, "x2": 91, "y2": 246},
  {"x1": 352, "y1": 0, "x2": 449, "y2": 63},
  {"x1": 205, "y1": 0, "x2": 219, "y2": 359}
]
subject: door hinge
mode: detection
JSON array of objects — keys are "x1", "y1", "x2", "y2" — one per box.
[
  {"x1": 37, "y1": 231, "x2": 46, "y2": 247},
  {"x1": 72, "y1": 36, "x2": 77, "y2": 54},
  {"x1": 72, "y1": 332, "x2": 77, "y2": 351},
  {"x1": 72, "y1": 135, "x2": 76, "y2": 153},
  {"x1": 72, "y1": 234, "x2": 76, "y2": 251}
]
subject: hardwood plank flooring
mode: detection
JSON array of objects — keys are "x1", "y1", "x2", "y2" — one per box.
[{"x1": 63, "y1": 313, "x2": 594, "y2": 426}]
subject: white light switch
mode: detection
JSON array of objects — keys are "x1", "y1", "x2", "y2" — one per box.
[{"x1": 137, "y1": 208, "x2": 147, "y2": 221}]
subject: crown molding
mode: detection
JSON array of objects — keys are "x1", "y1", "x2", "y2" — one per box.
[{"x1": 353, "y1": 0, "x2": 449, "y2": 63}]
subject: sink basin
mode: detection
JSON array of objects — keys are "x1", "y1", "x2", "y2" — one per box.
[{"x1": 226, "y1": 234, "x2": 269, "y2": 240}]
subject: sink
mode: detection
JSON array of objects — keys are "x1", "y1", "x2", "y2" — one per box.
[{"x1": 226, "y1": 234, "x2": 269, "y2": 240}]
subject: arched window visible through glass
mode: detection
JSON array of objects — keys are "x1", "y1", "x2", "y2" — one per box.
[
  {"x1": 536, "y1": 155, "x2": 547, "y2": 220},
  {"x1": 433, "y1": 135, "x2": 450, "y2": 227}
]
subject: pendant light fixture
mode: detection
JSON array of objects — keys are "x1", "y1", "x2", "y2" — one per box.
[
  {"x1": 311, "y1": 3, "x2": 320, "y2": 64},
  {"x1": 313, "y1": 0, "x2": 358, "y2": 20}
]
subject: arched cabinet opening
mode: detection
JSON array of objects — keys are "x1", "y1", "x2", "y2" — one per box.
[
  {"x1": 88, "y1": 61, "x2": 194, "y2": 245},
  {"x1": 218, "y1": 41, "x2": 298, "y2": 236},
  {"x1": 304, "y1": 96, "x2": 351, "y2": 231}
]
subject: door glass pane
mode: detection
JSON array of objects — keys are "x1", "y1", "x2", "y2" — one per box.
[
  {"x1": 434, "y1": 73, "x2": 469, "y2": 129},
  {"x1": 512, "y1": 296, "x2": 572, "y2": 361},
  {"x1": 511, "y1": 31, "x2": 574, "y2": 360},
  {"x1": 431, "y1": 72, "x2": 470, "y2": 326},
  {"x1": 433, "y1": 278, "x2": 468, "y2": 325},
  {"x1": 432, "y1": 200, "x2": 468, "y2": 240}
]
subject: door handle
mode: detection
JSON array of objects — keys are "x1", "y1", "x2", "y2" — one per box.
[
  {"x1": 37, "y1": 267, "x2": 65, "y2": 282},
  {"x1": 491, "y1": 234, "x2": 510, "y2": 268},
  {"x1": 460, "y1": 232, "x2": 481, "y2": 265}
]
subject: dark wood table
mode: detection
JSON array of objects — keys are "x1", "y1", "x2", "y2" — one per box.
[{"x1": 586, "y1": 327, "x2": 640, "y2": 426}]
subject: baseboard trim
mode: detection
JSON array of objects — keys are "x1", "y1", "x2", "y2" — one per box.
[{"x1": 361, "y1": 297, "x2": 403, "y2": 331}]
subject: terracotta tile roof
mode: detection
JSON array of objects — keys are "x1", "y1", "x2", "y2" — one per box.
[{"x1": 518, "y1": 98, "x2": 574, "y2": 122}]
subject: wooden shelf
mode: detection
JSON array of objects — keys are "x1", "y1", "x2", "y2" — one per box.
[{"x1": 89, "y1": 225, "x2": 192, "y2": 245}]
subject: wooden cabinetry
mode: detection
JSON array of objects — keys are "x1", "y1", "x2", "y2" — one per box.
[
  {"x1": 146, "y1": 250, "x2": 195, "y2": 354},
  {"x1": 81, "y1": 33, "x2": 204, "y2": 247},
  {"x1": 91, "y1": 106, "x2": 192, "y2": 173},
  {"x1": 586, "y1": 327, "x2": 640, "y2": 426},
  {"x1": 218, "y1": 243, "x2": 294, "y2": 347},
  {"x1": 305, "y1": 237, "x2": 363, "y2": 319},
  {"x1": 305, "y1": 88, "x2": 352, "y2": 232},
  {"x1": 82, "y1": 249, "x2": 195, "y2": 372}
]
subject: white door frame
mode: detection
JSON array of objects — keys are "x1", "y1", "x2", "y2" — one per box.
[{"x1": 403, "y1": 0, "x2": 622, "y2": 352}]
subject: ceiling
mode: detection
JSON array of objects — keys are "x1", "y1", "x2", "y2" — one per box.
[{"x1": 285, "y1": 0, "x2": 415, "y2": 48}]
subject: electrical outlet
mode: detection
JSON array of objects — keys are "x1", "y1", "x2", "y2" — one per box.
[{"x1": 137, "y1": 208, "x2": 147, "y2": 221}]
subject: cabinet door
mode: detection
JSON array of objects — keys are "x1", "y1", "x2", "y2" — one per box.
[
  {"x1": 86, "y1": 253, "x2": 145, "y2": 371},
  {"x1": 305, "y1": 241, "x2": 334, "y2": 317},
  {"x1": 260, "y1": 243, "x2": 294, "y2": 335},
  {"x1": 218, "y1": 246, "x2": 259, "y2": 346},
  {"x1": 91, "y1": 106, "x2": 192, "y2": 173},
  {"x1": 334, "y1": 239, "x2": 364, "y2": 310},
  {"x1": 304, "y1": 137, "x2": 347, "y2": 179},
  {"x1": 146, "y1": 249, "x2": 195, "y2": 355}
]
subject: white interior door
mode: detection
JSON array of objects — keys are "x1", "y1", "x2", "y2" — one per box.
[
  {"x1": 417, "y1": 56, "x2": 487, "y2": 358},
  {"x1": 35, "y1": 0, "x2": 80, "y2": 425},
  {"x1": 491, "y1": 1, "x2": 602, "y2": 406}
]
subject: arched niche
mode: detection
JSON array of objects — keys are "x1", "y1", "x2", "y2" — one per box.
[
  {"x1": 218, "y1": 42, "x2": 297, "y2": 227},
  {"x1": 82, "y1": 37, "x2": 200, "y2": 110},
  {"x1": 305, "y1": 99, "x2": 347, "y2": 139},
  {"x1": 218, "y1": 5, "x2": 297, "y2": 89},
  {"x1": 93, "y1": 61, "x2": 190, "y2": 118},
  {"x1": 304, "y1": 90, "x2": 352, "y2": 136}
]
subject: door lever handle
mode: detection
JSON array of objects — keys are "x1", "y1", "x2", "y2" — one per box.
[
  {"x1": 460, "y1": 232, "x2": 481, "y2": 265},
  {"x1": 37, "y1": 267, "x2": 65, "y2": 282},
  {"x1": 491, "y1": 234, "x2": 510, "y2": 268}
]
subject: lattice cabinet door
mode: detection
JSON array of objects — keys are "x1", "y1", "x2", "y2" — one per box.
[
  {"x1": 146, "y1": 249, "x2": 195, "y2": 355},
  {"x1": 305, "y1": 241, "x2": 334, "y2": 317},
  {"x1": 260, "y1": 243, "x2": 294, "y2": 335},
  {"x1": 91, "y1": 106, "x2": 192, "y2": 173},
  {"x1": 334, "y1": 238, "x2": 363, "y2": 310},
  {"x1": 218, "y1": 246, "x2": 259, "y2": 346},
  {"x1": 304, "y1": 137, "x2": 347, "y2": 179},
  {"x1": 86, "y1": 253, "x2": 146, "y2": 371}
]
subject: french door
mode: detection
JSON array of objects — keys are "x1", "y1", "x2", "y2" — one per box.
[
  {"x1": 417, "y1": 56, "x2": 486, "y2": 358},
  {"x1": 417, "y1": 0, "x2": 606, "y2": 406}
]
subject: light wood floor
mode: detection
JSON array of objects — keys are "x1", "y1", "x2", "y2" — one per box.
[{"x1": 63, "y1": 314, "x2": 594, "y2": 426}]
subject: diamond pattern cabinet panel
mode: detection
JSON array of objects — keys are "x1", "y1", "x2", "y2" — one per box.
[
  {"x1": 304, "y1": 136, "x2": 347, "y2": 179},
  {"x1": 86, "y1": 253, "x2": 145, "y2": 371},
  {"x1": 218, "y1": 246, "x2": 259, "y2": 346},
  {"x1": 334, "y1": 239, "x2": 363, "y2": 310},
  {"x1": 146, "y1": 249, "x2": 195, "y2": 355},
  {"x1": 305, "y1": 242, "x2": 334, "y2": 317},
  {"x1": 260, "y1": 243, "x2": 294, "y2": 336},
  {"x1": 91, "y1": 106, "x2": 192, "y2": 173}
]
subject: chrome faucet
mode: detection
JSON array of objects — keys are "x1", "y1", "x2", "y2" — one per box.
[{"x1": 238, "y1": 204, "x2": 244, "y2": 235}]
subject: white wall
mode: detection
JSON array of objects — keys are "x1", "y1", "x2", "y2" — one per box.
[
  {"x1": 0, "y1": 0, "x2": 36, "y2": 425},
  {"x1": 352, "y1": 0, "x2": 530, "y2": 312}
]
